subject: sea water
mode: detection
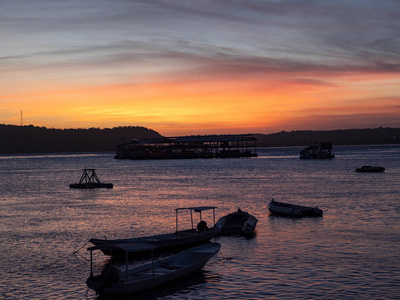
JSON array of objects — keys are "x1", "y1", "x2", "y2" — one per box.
[{"x1": 0, "y1": 145, "x2": 399, "y2": 299}]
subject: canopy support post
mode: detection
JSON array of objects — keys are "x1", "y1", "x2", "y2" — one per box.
[
  {"x1": 89, "y1": 250, "x2": 93, "y2": 277},
  {"x1": 213, "y1": 208, "x2": 216, "y2": 226},
  {"x1": 152, "y1": 249, "x2": 155, "y2": 276},
  {"x1": 176, "y1": 209, "x2": 178, "y2": 232},
  {"x1": 190, "y1": 209, "x2": 193, "y2": 230},
  {"x1": 125, "y1": 251, "x2": 128, "y2": 281}
]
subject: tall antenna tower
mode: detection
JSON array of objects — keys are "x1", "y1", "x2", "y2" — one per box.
[{"x1": 20, "y1": 110, "x2": 23, "y2": 126}]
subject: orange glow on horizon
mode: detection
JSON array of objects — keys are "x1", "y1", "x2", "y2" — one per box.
[{"x1": 1, "y1": 71, "x2": 400, "y2": 136}]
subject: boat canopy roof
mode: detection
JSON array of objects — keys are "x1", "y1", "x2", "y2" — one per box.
[
  {"x1": 87, "y1": 242, "x2": 156, "y2": 253},
  {"x1": 170, "y1": 135, "x2": 256, "y2": 143},
  {"x1": 132, "y1": 134, "x2": 256, "y2": 145},
  {"x1": 175, "y1": 206, "x2": 217, "y2": 213}
]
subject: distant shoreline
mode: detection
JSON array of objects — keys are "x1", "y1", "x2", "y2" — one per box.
[
  {"x1": 254, "y1": 127, "x2": 400, "y2": 147},
  {"x1": 2, "y1": 144, "x2": 400, "y2": 158},
  {"x1": 1, "y1": 124, "x2": 399, "y2": 155}
]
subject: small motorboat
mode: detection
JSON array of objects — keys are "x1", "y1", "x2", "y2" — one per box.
[
  {"x1": 356, "y1": 166, "x2": 385, "y2": 173},
  {"x1": 215, "y1": 209, "x2": 258, "y2": 236},
  {"x1": 89, "y1": 207, "x2": 220, "y2": 256},
  {"x1": 70, "y1": 168, "x2": 113, "y2": 189},
  {"x1": 268, "y1": 199, "x2": 323, "y2": 218},
  {"x1": 86, "y1": 242, "x2": 221, "y2": 295},
  {"x1": 299, "y1": 142, "x2": 335, "y2": 159}
]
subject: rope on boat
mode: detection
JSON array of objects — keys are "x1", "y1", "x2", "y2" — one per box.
[
  {"x1": 219, "y1": 249, "x2": 233, "y2": 260},
  {"x1": 38, "y1": 241, "x2": 90, "y2": 270},
  {"x1": 73, "y1": 248, "x2": 90, "y2": 262}
]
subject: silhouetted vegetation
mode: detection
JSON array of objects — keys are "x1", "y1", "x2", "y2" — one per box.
[
  {"x1": 1, "y1": 125, "x2": 400, "y2": 154},
  {"x1": 0, "y1": 125, "x2": 162, "y2": 154},
  {"x1": 255, "y1": 127, "x2": 400, "y2": 147}
]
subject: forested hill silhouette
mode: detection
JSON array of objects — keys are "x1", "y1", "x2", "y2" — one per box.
[
  {"x1": 0, "y1": 125, "x2": 162, "y2": 154},
  {"x1": 255, "y1": 127, "x2": 400, "y2": 147},
  {"x1": 1, "y1": 125, "x2": 400, "y2": 155}
]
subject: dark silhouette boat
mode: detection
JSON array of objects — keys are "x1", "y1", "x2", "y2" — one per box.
[
  {"x1": 268, "y1": 199, "x2": 323, "y2": 218},
  {"x1": 86, "y1": 242, "x2": 221, "y2": 295},
  {"x1": 69, "y1": 168, "x2": 113, "y2": 189},
  {"x1": 89, "y1": 207, "x2": 220, "y2": 256},
  {"x1": 215, "y1": 209, "x2": 258, "y2": 236},
  {"x1": 356, "y1": 166, "x2": 385, "y2": 172},
  {"x1": 300, "y1": 142, "x2": 334, "y2": 159},
  {"x1": 114, "y1": 135, "x2": 257, "y2": 160}
]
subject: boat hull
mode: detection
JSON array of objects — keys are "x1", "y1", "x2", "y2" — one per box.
[
  {"x1": 89, "y1": 228, "x2": 220, "y2": 256},
  {"x1": 216, "y1": 210, "x2": 258, "y2": 236},
  {"x1": 87, "y1": 243, "x2": 221, "y2": 295},
  {"x1": 356, "y1": 166, "x2": 385, "y2": 172},
  {"x1": 268, "y1": 200, "x2": 323, "y2": 218}
]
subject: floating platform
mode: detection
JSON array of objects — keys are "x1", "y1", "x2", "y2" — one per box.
[
  {"x1": 70, "y1": 169, "x2": 113, "y2": 189},
  {"x1": 114, "y1": 134, "x2": 258, "y2": 160}
]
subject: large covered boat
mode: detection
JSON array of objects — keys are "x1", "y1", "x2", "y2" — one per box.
[
  {"x1": 114, "y1": 134, "x2": 257, "y2": 160},
  {"x1": 268, "y1": 199, "x2": 323, "y2": 218},
  {"x1": 89, "y1": 207, "x2": 220, "y2": 256}
]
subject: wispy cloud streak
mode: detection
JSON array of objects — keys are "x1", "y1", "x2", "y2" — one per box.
[{"x1": 1, "y1": 0, "x2": 400, "y2": 134}]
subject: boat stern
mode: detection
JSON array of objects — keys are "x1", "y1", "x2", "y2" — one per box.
[{"x1": 86, "y1": 275, "x2": 104, "y2": 294}]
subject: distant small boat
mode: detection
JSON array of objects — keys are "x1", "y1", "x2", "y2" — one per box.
[
  {"x1": 300, "y1": 142, "x2": 335, "y2": 159},
  {"x1": 69, "y1": 168, "x2": 113, "y2": 189},
  {"x1": 268, "y1": 199, "x2": 323, "y2": 218},
  {"x1": 86, "y1": 242, "x2": 221, "y2": 295},
  {"x1": 356, "y1": 166, "x2": 385, "y2": 173},
  {"x1": 215, "y1": 209, "x2": 258, "y2": 236}
]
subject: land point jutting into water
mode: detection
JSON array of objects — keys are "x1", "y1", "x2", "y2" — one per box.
[{"x1": 114, "y1": 134, "x2": 258, "y2": 159}]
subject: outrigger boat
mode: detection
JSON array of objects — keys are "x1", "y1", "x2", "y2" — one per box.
[
  {"x1": 268, "y1": 199, "x2": 323, "y2": 218},
  {"x1": 89, "y1": 206, "x2": 220, "y2": 256},
  {"x1": 215, "y1": 209, "x2": 258, "y2": 236},
  {"x1": 86, "y1": 242, "x2": 221, "y2": 295},
  {"x1": 70, "y1": 168, "x2": 113, "y2": 189}
]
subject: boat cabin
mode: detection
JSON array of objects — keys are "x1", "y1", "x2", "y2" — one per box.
[{"x1": 115, "y1": 134, "x2": 258, "y2": 159}]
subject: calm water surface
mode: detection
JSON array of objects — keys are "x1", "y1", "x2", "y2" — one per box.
[{"x1": 1, "y1": 145, "x2": 400, "y2": 299}]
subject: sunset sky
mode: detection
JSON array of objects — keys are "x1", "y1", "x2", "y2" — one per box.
[{"x1": 1, "y1": 0, "x2": 400, "y2": 136}]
